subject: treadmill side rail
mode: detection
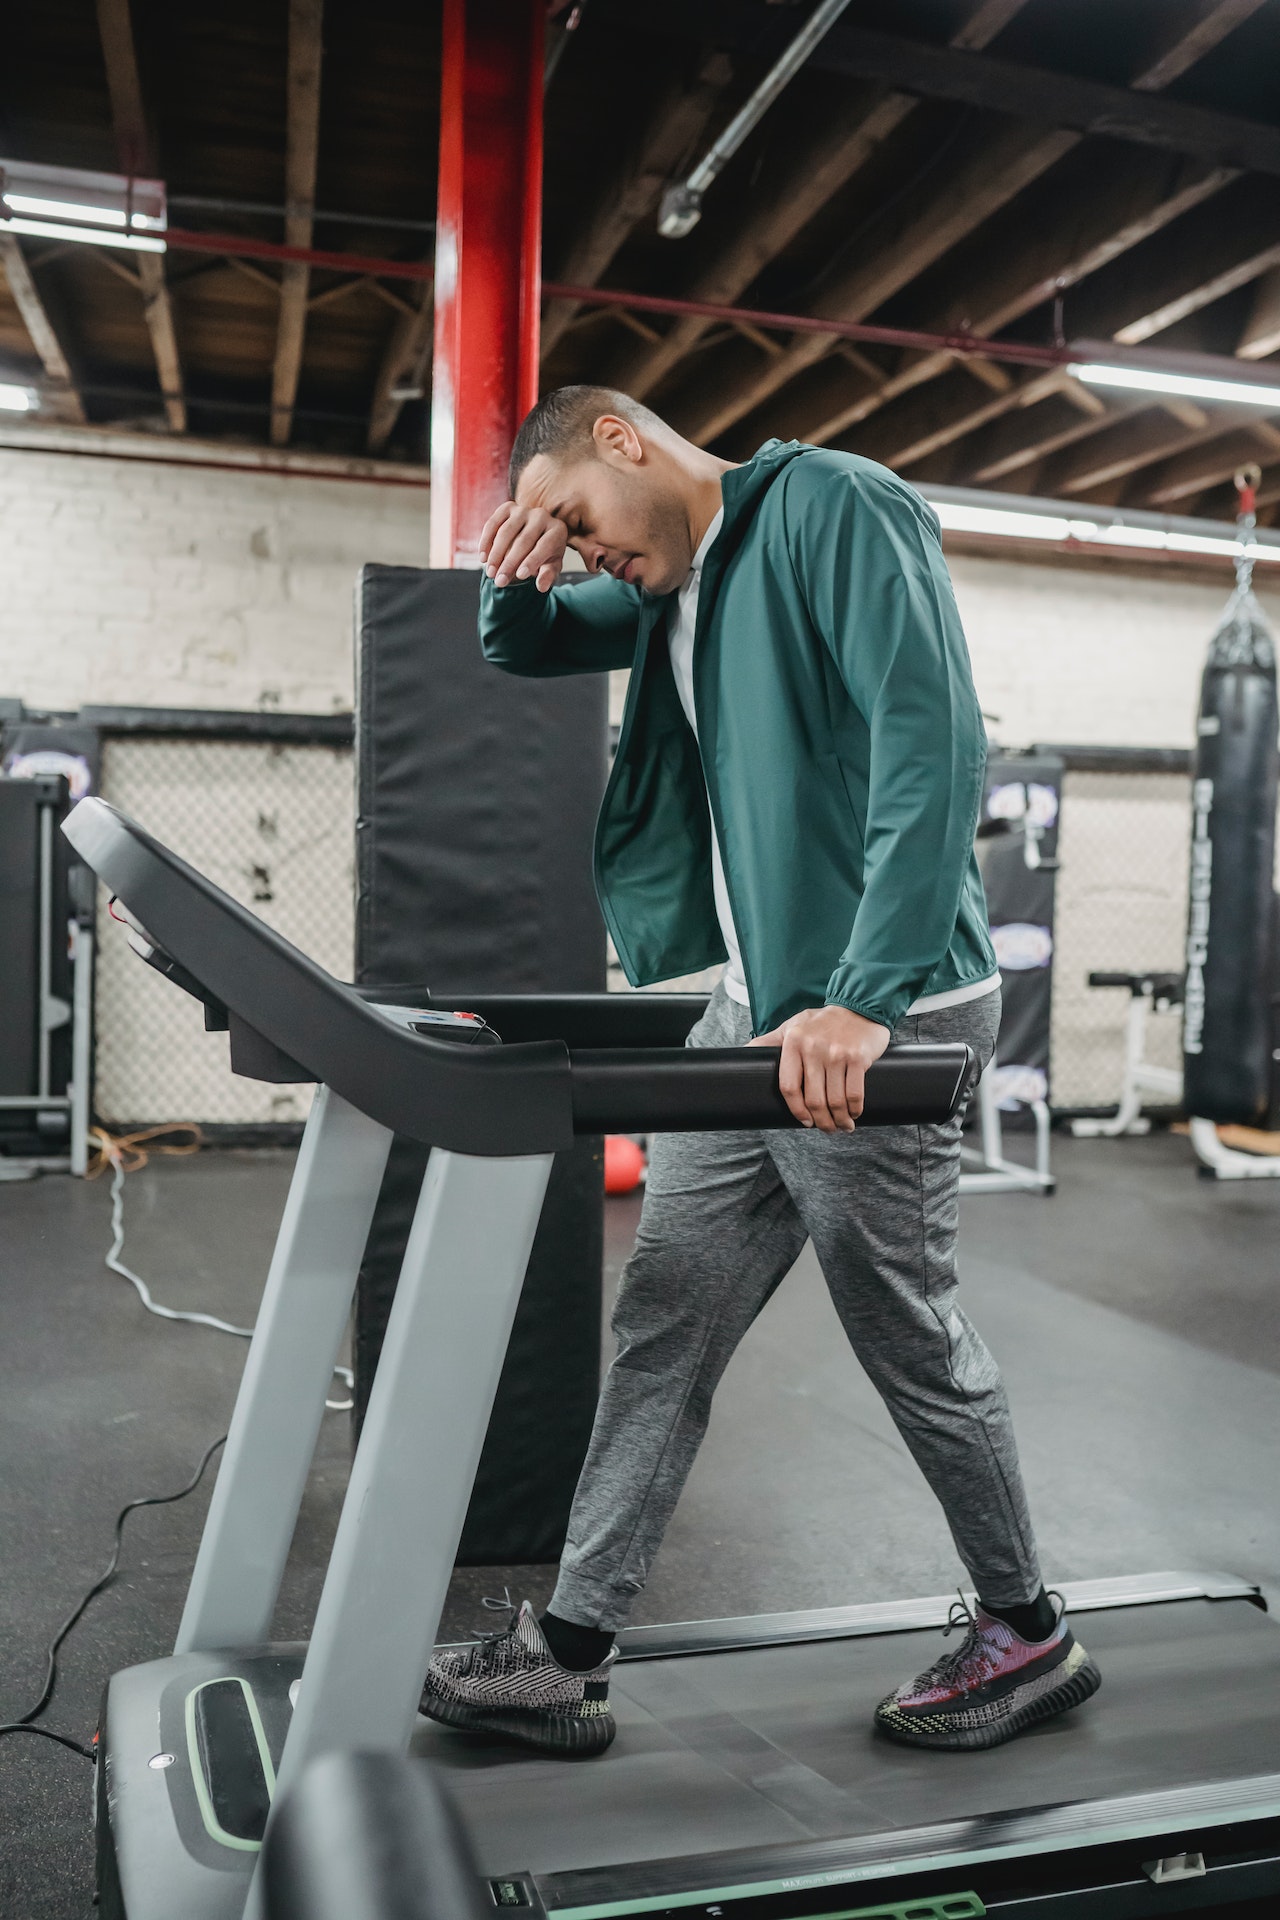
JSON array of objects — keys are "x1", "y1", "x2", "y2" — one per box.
[{"x1": 176, "y1": 1088, "x2": 394, "y2": 1654}]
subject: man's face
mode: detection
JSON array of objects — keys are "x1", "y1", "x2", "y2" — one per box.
[{"x1": 517, "y1": 445, "x2": 695, "y2": 596}]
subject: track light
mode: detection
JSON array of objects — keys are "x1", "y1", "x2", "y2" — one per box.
[
  {"x1": 1071, "y1": 363, "x2": 1280, "y2": 411},
  {"x1": 2, "y1": 215, "x2": 166, "y2": 253},
  {"x1": 0, "y1": 158, "x2": 167, "y2": 255},
  {"x1": 3, "y1": 193, "x2": 164, "y2": 231},
  {"x1": 926, "y1": 495, "x2": 1280, "y2": 564}
]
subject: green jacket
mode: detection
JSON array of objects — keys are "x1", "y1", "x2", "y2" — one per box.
[{"x1": 478, "y1": 439, "x2": 996, "y2": 1035}]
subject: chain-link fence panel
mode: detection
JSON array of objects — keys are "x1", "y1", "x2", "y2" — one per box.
[
  {"x1": 1051, "y1": 771, "x2": 1191, "y2": 1110},
  {"x1": 95, "y1": 739, "x2": 354, "y2": 1125}
]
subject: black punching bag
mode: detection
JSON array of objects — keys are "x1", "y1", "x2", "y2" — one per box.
[{"x1": 1183, "y1": 558, "x2": 1279, "y2": 1124}]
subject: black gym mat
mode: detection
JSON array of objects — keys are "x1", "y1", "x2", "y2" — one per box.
[{"x1": 413, "y1": 1597, "x2": 1280, "y2": 1877}]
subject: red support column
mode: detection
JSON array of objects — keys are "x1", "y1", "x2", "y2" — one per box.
[{"x1": 431, "y1": 0, "x2": 545, "y2": 568}]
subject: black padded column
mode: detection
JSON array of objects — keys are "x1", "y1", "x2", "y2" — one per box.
[{"x1": 354, "y1": 565, "x2": 607, "y2": 1563}]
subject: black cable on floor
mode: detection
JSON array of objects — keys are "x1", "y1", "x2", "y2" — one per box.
[
  {"x1": 0, "y1": 1433, "x2": 228, "y2": 1764},
  {"x1": 0, "y1": 1724, "x2": 95, "y2": 1760}
]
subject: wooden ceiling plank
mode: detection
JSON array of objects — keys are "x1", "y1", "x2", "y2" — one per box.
[
  {"x1": 967, "y1": 398, "x2": 1136, "y2": 485},
  {"x1": 833, "y1": 173, "x2": 1275, "y2": 475},
  {"x1": 800, "y1": 153, "x2": 1233, "y2": 446},
  {"x1": 796, "y1": 2, "x2": 1255, "y2": 452},
  {"x1": 609, "y1": 0, "x2": 1029, "y2": 401},
  {"x1": 367, "y1": 278, "x2": 433, "y2": 455},
  {"x1": 95, "y1": 0, "x2": 186, "y2": 432},
  {"x1": 696, "y1": 0, "x2": 1270, "y2": 451},
  {"x1": 226, "y1": 255, "x2": 284, "y2": 299},
  {"x1": 813, "y1": 22, "x2": 1280, "y2": 176},
  {"x1": 1129, "y1": 0, "x2": 1268, "y2": 94},
  {"x1": 613, "y1": 88, "x2": 919, "y2": 400},
  {"x1": 0, "y1": 235, "x2": 86, "y2": 423},
  {"x1": 271, "y1": 0, "x2": 325, "y2": 448},
  {"x1": 1239, "y1": 265, "x2": 1280, "y2": 360},
  {"x1": 1041, "y1": 404, "x2": 1263, "y2": 495},
  {"x1": 541, "y1": 52, "x2": 733, "y2": 361},
  {"x1": 682, "y1": 120, "x2": 1078, "y2": 445},
  {"x1": 960, "y1": 356, "x2": 1015, "y2": 394},
  {"x1": 947, "y1": 0, "x2": 1029, "y2": 52},
  {"x1": 1114, "y1": 239, "x2": 1280, "y2": 343},
  {"x1": 1140, "y1": 418, "x2": 1280, "y2": 503}
]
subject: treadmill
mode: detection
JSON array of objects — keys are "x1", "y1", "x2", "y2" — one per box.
[{"x1": 64, "y1": 798, "x2": 1280, "y2": 1920}]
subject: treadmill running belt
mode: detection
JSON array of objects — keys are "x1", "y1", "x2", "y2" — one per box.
[{"x1": 411, "y1": 1598, "x2": 1280, "y2": 1881}]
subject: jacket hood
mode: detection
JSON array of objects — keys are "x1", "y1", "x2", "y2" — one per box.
[{"x1": 721, "y1": 438, "x2": 810, "y2": 525}]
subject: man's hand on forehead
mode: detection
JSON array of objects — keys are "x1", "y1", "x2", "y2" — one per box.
[{"x1": 481, "y1": 500, "x2": 569, "y2": 593}]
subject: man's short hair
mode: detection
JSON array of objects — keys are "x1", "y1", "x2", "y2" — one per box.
[{"x1": 508, "y1": 386, "x2": 665, "y2": 497}]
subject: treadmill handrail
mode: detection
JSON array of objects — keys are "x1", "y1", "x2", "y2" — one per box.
[
  {"x1": 64, "y1": 798, "x2": 575, "y2": 1156},
  {"x1": 64, "y1": 799, "x2": 974, "y2": 1149}
]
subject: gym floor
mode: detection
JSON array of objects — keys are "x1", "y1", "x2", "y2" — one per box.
[{"x1": 2, "y1": 1131, "x2": 1277, "y2": 1919}]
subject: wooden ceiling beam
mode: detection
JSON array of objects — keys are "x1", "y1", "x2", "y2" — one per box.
[
  {"x1": 0, "y1": 235, "x2": 86, "y2": 422},
  {"x1": 609, "y1": 0, "x2": 1030, "y2": 402},
  {"x1": 1038, "y1": 404, "x2": 1267, "y2": 496},
  {"x1": 674, "y1": 0, "x2": 1267, "y2": 447},
  {"x1": 367, "y1": 276, "x2": 433, "y2": 455},
  {"x1": 682, "y1": 120, "x2": 1077, "y2": 445},
  {"x1": 798, "y1": 151, "x2": 1230, "y2": 447},
  {"x1": 808, "y1": 21, "x2": 1280, "y2": 176},
  {"x1": 1238, "y1": 266, "x2": 1280, "y2": 360},
  {"x1": 541, "y1": 52, "x2": 733, "y2": 361},
  {"x1": 1129, "y1": 0, "x2": 1269, "y2": 94},
  {"x1": 1139, "y1": 418, "x2": 1280, "y2": 504},
  {"x1": 966, "y1": 394, "x2": 1136, "y2": 486},
  {"x1": 612, "y1": 87, "x2": 918, "y2": 401},
  {"x1": 95, "y1": 0, "x2": 185, "y2": 432},
  {"x1": 857, "y1": 177, "x2": 1280, "y2": 480},
  {"x1": 271, "y1": 0, "x2": 324, "y2": 448},
  {"x1": 789, "y1": 9, "x2": 1251, "y2": 450}
]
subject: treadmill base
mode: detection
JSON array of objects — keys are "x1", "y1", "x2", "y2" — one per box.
[{"x1": 95, "y1": 1577, "x2": 1280, "y2": 1920}]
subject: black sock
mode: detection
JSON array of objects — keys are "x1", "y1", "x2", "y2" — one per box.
[
  {"x1": 981, "y1": 1587, "x2": 1057, "y2": 1642},
  {"x1": 539, "y1": 1610, "x2": 615, "y2": 1671}
]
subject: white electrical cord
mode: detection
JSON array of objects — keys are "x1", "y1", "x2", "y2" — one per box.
[{"x1": 101, "y1": 1142, "x2": 354, "y2": 1411}]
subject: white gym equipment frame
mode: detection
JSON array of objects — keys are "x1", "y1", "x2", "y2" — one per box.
[{"x1": 958, "y1": 1059, "x2": 1054, "y2": 1196}]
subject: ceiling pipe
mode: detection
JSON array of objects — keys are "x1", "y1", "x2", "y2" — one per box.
[
  {"x1": 543, "y1": 280, "x2": 1280, "y2": 401},
  {"x1": 168, "y1": 194, "x2": 435, "y2": 234},
  {"x1": 15, "y1": 213, "x2": 1280, "y2": 416},
  {"x1": 657, "y1": 0, "x2": 854, "y2": 238},
  {"x1": 164, "y1": 227, "x2": 433, "y2": 279}
]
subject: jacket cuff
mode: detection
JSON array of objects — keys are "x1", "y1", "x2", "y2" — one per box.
[{"x1": 824, "y1": 972, "x2": 911, "y2": 1033}]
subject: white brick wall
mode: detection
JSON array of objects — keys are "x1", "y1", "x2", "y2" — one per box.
[
  {"x1": 0, "y1": 447, "x2": 430, "y2": 713},
  {"x1": 2, "y1": 443, "x2": 1273, "y2": 747},
  {"x1": 949, "y1": 550, "x2": 1280, "y2": 749}
]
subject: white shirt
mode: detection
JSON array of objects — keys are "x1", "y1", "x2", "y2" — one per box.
[
  {"x1": 666, "y1": 507, "x2": 998, "y2": 1021},
  {"x1": 667, "y1": 509, "x2": 751, "y2": 1004}
]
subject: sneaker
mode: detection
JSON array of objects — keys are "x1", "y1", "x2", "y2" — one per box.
[
  {"x1": 874, "y1": 1592, "x2": 1101, "y2": 1751},
  {"x1": 421, "y1": 1598, "x2": 617, "y2": 1756}
]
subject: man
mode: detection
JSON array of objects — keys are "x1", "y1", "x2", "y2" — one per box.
[{"x1": 422, "y1": 388, "x2": 1100, "y2": 1758}]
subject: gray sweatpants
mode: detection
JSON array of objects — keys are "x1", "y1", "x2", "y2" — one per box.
[{"x1": 550, "y1": 983, "x2": 1042, "y2": 1630}]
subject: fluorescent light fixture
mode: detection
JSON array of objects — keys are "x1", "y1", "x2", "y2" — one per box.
[
  {"x1": 1073, "y1": 362, "x2": 1280, "y2": 410},
  {"x1": 0, "y1": 383, "x2": 33, "y2": 412},
  {"x1": 929, "y1": 498, "x2": 1280, "y2": 564},
  {"x1": 2, "y1": 215, "x2": 166, "y2": 253},
  {"x1": 0, "y1": 158, "x2": 167, "y2": 252},
  {"x1": 3, "y1": 192, "x2": 164, "y2": 231}
]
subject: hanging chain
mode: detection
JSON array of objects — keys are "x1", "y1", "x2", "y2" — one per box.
[{"x1": 1234, "y1": 463, "x2": 1262, "y2": 597}]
